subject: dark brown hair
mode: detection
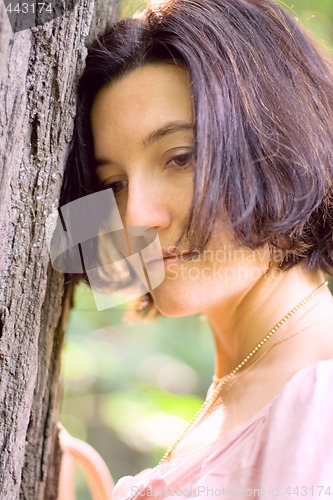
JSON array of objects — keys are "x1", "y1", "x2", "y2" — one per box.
[{"x1": 61, "y1": 0, "x2": 333, "y2": 317}]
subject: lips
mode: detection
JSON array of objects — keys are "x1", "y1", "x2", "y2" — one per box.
[
  {"x1": 162, "y1": 249, "x2": 190, "y2": 257},
  {"x1": 162, "y1": 251, "x2": 197, "y2": 262},
  {"x1": 145, "y1": 249, "x2": 198, "y2": 267}
]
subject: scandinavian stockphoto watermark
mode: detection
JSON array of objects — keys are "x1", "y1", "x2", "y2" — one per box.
[
  {"x1": 164, "y1": 245, "x2": 289, "y2": 282},
  {"x1": 3, "y1": 0, "x2": 80, "y2": 32},
  {"x1": 130, "y1": 484, "x2": 333, "y2": 497},
  {"x1": 45, "y1": 189, "x2": 291, "y2": 311},
  {"x1": 45, "y1": 189, "x2": 165, "y2": 311}
]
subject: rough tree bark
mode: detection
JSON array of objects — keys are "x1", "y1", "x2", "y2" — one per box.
[{"x1": 0, "y1": 1, "x2": 118, "y2": 498}]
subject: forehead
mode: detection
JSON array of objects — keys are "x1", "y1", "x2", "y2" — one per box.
[{"x1": 90, "y1": 63, "x2": 194, "y2": 152}]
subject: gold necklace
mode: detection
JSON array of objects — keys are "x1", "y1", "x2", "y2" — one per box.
[
  {"x1": 158, "y1": 280, "x2": 328, "y2": 464},
  {"x1": 210, "y1": 309, "x2": 333, "y2": 411}
]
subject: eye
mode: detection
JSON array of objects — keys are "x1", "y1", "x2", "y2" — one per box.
[
  {"x1": 102, "y1": 179, "x2": 128, "y2": 195},
  {"x1": 166, "y1": 152, "x2": 193, "y2": 169}
]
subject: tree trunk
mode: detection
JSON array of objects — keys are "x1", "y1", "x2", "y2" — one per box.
[{"x1": 0, "y1": 1, "x2": 118, "y2": 498}]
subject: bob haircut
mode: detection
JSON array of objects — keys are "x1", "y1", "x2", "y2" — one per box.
[{"x1": 61, "y1": 0, "x2": 333, "y2": 317}]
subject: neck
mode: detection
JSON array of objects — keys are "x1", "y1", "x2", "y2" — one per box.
[{"x1": 201, "y1": 263, "x2": 331, "y2": 378}]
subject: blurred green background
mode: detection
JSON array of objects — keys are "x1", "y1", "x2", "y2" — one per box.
[{"x1": 59, "y1": 1, "x2": 333, "y2": 497}]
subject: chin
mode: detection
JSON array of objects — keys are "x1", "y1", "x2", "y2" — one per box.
[
  {"x1": 150, "y1": 284, "x2": 208, "y2": 318},
  {"x1": 151, "y1": 296, "x2": 188, "y2": 317}
]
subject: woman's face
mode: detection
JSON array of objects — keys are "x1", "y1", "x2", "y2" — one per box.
[{"x1": 91, "y1": 63, "x2": 269, "y2": 317}]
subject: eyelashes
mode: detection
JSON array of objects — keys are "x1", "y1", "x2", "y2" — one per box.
[
  {"x1": 104, "y1": 179, "x2": 128, "y2": 195},
  {"x1": 166, "y1": 151, "x2": 193, "y2": 168}
]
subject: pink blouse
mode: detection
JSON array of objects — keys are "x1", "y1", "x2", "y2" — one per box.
[{"x1": 113, "y1": 359, "x2": 333, "y2": 499}]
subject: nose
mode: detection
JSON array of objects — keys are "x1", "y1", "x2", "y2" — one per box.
[{"x1": 124, "y1": 173, "x2": 172, "y2": 233}]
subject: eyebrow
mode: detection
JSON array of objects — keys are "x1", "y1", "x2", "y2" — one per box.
[
  {"x1": 95, "y1": 120, "x2": 193, "y2": 168},
  {"x1": 141, "y1": 120, "x2": 193, "y2": 147}
]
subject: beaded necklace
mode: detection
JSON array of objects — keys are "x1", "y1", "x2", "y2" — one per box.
[{"x1": 159, "y1": 280, "x2": 328, "y2": 464}]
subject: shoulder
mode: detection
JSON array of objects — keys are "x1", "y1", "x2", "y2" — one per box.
[
  {"x1": 202, "y1": 359, "x2": 333, "y2": 489},
  {"x1": 272, "y1": 357, "x2": 333, "y2": 409},
  {"x1": 258, "y1": 359, "x2": 333, "y2": 484},
  {"x1": 265, "y1": 358, "x2": 333, "y2": 431}
]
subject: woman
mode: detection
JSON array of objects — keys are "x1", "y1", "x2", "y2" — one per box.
[{"x1": 62, "y1": 0, "x2": 333, "y2": 497}]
